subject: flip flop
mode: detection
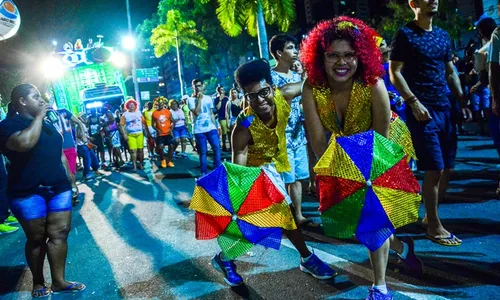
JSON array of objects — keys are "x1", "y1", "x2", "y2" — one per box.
[
  {"x1": 52, "y1": 282, "x2": 86, "y2": 294},
  {"x1": 31, "y1": 285, "x2": 52, "y2": 298},
  {"x1": 298, "y1": 219, "x2": 321, "y2": 229},
  {"x1": 71, "y1": 188, "x2": 79, "y2": 200},
  {"x1": 425, "y1": 233, "x2": 462, "y2": 246}
]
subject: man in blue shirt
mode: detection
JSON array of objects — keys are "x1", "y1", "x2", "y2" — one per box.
[{"x1": 390, "y1": 0, "x2": 471, "y2": 246}]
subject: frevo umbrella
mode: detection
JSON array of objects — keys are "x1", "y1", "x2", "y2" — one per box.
[
  {"x1": 315, "y1": 130, "x2": 421, "y2": 251},
  {"x1": 189, "y1": 162, "x2": 296, "y2": 259}
]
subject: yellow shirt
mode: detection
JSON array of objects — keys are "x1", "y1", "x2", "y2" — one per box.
[
  {"x1": 143, "y1": 108, "x2": 155, "y2": 127},
  {"x1": 312, "y1": 81, "x2": 416, "y2": 160},
  {"x1": 237, "y1": 89, "x2": 291, "y2": 172}
]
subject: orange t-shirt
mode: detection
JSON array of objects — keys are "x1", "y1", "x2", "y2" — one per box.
[{"x1": 152, "y1": 109, "x2": 172, "y2": 136}]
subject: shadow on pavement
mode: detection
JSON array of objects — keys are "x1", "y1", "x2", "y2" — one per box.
[{"x1": 0, "y1": 265, "x2": 27, "y2": 295}]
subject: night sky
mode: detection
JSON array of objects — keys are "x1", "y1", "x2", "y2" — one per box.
[{"x1": 0, "y1": 0, "x2": 160, "y2": 67}]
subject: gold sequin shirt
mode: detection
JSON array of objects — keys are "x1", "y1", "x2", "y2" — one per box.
[
  {"x1": 312, "y1": 82, "x2": 416, "y2": 159},
  {"x1": 237, "y1": 89, "x2": 291, "y2": 172}
]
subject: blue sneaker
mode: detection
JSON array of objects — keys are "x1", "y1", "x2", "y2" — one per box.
[
  {"x1": 366, "y1": 287, "x2": 393, "y2": 300},
  {"x1": 211, "y1": 253, "x2": 243, "y2": 287},
  {"x1": 299, "y1": 253, "x2": 337, "y2": 279}
]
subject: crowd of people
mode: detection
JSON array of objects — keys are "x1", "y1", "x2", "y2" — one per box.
[{"x1": 1, "y1": 0, "x2": 499, "y2": 299}]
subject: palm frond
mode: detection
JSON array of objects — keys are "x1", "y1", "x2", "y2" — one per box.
[
  {"x1": 244, "y1": 1, "x2": 258, "y2": 37},
  {"x1": 150, "y1": 24, "x2": 177, "y2": 57},
  {"x1": 263, "y1": 0, "x2": 295, "y2": 32},
  {"x1": 215, "y1": 0, "x2": 244, "y2": 36}
]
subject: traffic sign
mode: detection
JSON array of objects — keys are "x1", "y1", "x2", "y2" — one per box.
[{"x1": 136, "y1": 68, "x2": 159, "y2": 83}]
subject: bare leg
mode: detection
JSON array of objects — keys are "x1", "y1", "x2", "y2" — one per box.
[
  {"x1": 368, "y1": 239, "x2": 390, "y2": 286},
  {"x1": 130, "y1": 150, "x2": 137, "y2": 171},
  {"x1": 137, "y1": 148, "x2": 144, "y2": 169},
  {"x1": 18, "y1": 217, "x2": 48, "y2": 292},
  {"x1": 181, "y1": 139, "x2": 186, "y2": 153},
  {"x1": 99, "y1": 151, "x2": 105, "y2": 166},
  {"x1": 283, "y1": 205, "x2": 311, "y2": 258},
  {"x1": 422, "y1": 170, "x2": 461, "y2": 245},
  {"x1": 287, "y1": 181, "x2": 307, "y2": 224},
  {"x1": 167, "y1": 145, "x2": 174, "y2": 164},
  {"x1": 46, "y1": 211, "x2": 73, "y2": 290},
  {"x1": 172, "y1": 139, "x2": 180, "y2": 154}
]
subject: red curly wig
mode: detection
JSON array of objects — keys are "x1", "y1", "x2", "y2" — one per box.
[
  {"x1": 125, "y1": 99, "x2": 138, "y2": 111},
  {"x1": 300, "y1": 16, "x2": 384, "y2": 87}
]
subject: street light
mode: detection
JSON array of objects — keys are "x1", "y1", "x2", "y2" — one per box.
[
  {"x1": 52, "y1": 40, "x2": 57, "y2": 46},
  {"x1": 122, "y1": 36, "x2": 136, "y2": 51},
  {"x1": 125, "y1": 0, "x2": 140, "y2": 103},
  {"x1": 40, "y1": 57, "x2": 65, "y2": 79}
]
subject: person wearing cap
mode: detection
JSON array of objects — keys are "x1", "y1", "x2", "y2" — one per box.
[{"x1": 120, "y1": 99, "x2": 145, "y2": 172}]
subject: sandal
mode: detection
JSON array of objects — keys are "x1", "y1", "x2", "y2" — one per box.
[
  {"x1": 31, "y1": 285, "x2": 52, "y2": 298},
  {"x1": 425, "y1": 233, "x2": 462, "y2": 246},
  {"x1": 52, "y1": 281, "x2": 86, "y2": 294},
  {"x1": 298, "y1": 219, "x2": 321, "y2": 229}
]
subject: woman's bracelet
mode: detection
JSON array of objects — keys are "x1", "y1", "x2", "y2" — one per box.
[{"x1": 405, "y1": 96, "x2": 418, "y2": 105}]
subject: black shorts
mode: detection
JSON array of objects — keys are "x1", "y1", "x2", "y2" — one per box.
[
  {"x1": 156, "y1": 135, "x2": 174, "y2": 146},
  {"x1": 91, "y1": 134, "x2": 105, "y2": 152}
]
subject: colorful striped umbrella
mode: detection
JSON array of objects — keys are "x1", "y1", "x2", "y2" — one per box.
[
  {"x1": 189, "y1": 163, "x2": 296, "y2": 259},
  {"x1": 315, "y1": 130, "x2": 421, "y2": 251}
]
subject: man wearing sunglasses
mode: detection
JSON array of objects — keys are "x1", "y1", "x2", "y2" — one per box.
[{"x1": 210, "y1": 59, "x2": 335, "y2": 287}]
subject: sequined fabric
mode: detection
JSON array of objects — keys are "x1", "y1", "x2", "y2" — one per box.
[
  {"x1": 312, "y1": 82, "x2": 416, "y2": 160},
  {"x1": 190, "y1": 162, "x2": 297, "y2": 259},
  {"x1": 238, "y1": 89, "x2": 291, "y2": 173},
  {"x1": 314, "y1": 131, "x2": 421, "y2": 251}
]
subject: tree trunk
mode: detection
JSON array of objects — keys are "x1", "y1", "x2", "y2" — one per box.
[
  {"x1": 175, "y1": 32, "x2": 185, "y2": 95},
  {"x1": 256, "y1": 0, "x2": 269, "y2": 60}
]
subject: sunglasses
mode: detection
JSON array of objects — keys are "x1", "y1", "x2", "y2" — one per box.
[{"x1": 244, "y1": 86, "x2": 272, "y2": 102}]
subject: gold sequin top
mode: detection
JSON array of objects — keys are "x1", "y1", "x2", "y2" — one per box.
[
  {"x1": 237, "y1": 89, "x2": 291, "y2": 172},
  {"x1": 312, "y1": 82, "x2": 416, "y2": 159}
]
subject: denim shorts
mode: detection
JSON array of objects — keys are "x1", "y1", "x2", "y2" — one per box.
[
  {"x1": 173, "y1": 126, "x2": 189, "y2": 139},
  {"x1": 281, "y1": 144, "x2": 310, "y2": 184},
  {"x1": 9, "y1": 189, "x2": 72, "y2": 221},
  {"x1": 406, "y1": 106, "x2": 457, "y2": 171},
  {"x1": 471, "y1": 87, "x2": 491, "y2": 111}
]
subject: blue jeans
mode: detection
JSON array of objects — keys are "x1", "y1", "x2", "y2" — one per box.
[
  {"x1": 194, "y1": 129, "x2": 221, "y2": 174},
  {"x1": 77, "y1": 145, "x2": 99, "y2": 177},
  {"x1": 0, "y1": 155, "x2": 8, "y2": 223}
]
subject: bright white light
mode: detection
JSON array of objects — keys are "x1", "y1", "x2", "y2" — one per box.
[
  {"x1": 122, "y1": 36, "x2": 136, "y2": 50},
  {"x1": 86, "y1": 101, "x2": 103, "y2": 109},
  {"x1": 40, "y1": 57, "x2": 65, "y2": 79},
  {"x1": 52, "y1": 40, "x2": 57, "y2": 46},
  {"x1": 110, "y1": 51, "x2": 127, "y2": 68}
]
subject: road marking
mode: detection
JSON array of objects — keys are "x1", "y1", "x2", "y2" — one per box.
[{"x1": 280, "y1": 240, "x2": 450, "y2": 300}]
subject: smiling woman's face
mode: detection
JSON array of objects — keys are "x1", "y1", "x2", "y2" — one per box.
[{"x1": 323, "y1": 39, "x2": 358, "y2": 84}]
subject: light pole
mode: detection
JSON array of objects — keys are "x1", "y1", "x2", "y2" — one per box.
[{"x1": 125, "y1": 0, "x2": 140, "y2": 103}]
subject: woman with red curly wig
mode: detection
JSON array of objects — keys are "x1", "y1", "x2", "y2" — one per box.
[
  {"x1": 301, "y1": 17, "x2": 422, "y2": 300},
  {"x1": 120, "y1": 99, "x2": 145, "y2": 172}
]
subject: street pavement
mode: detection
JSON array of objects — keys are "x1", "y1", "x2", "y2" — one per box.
[{"x1": 0, "y1": 134, "x2": 498, "y2": 300}]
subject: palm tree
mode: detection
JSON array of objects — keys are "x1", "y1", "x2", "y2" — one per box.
[
  {"x1": 151, "y1": 9, "x2": 208, "y2": 95},
  {"x1": 200, "y1": 0, "x2": 296, "y2": 60}
]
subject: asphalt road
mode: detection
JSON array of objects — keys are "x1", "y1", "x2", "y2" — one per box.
[{"x1": 0, "y1": 135, "x2": 498, "y2": 300}]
